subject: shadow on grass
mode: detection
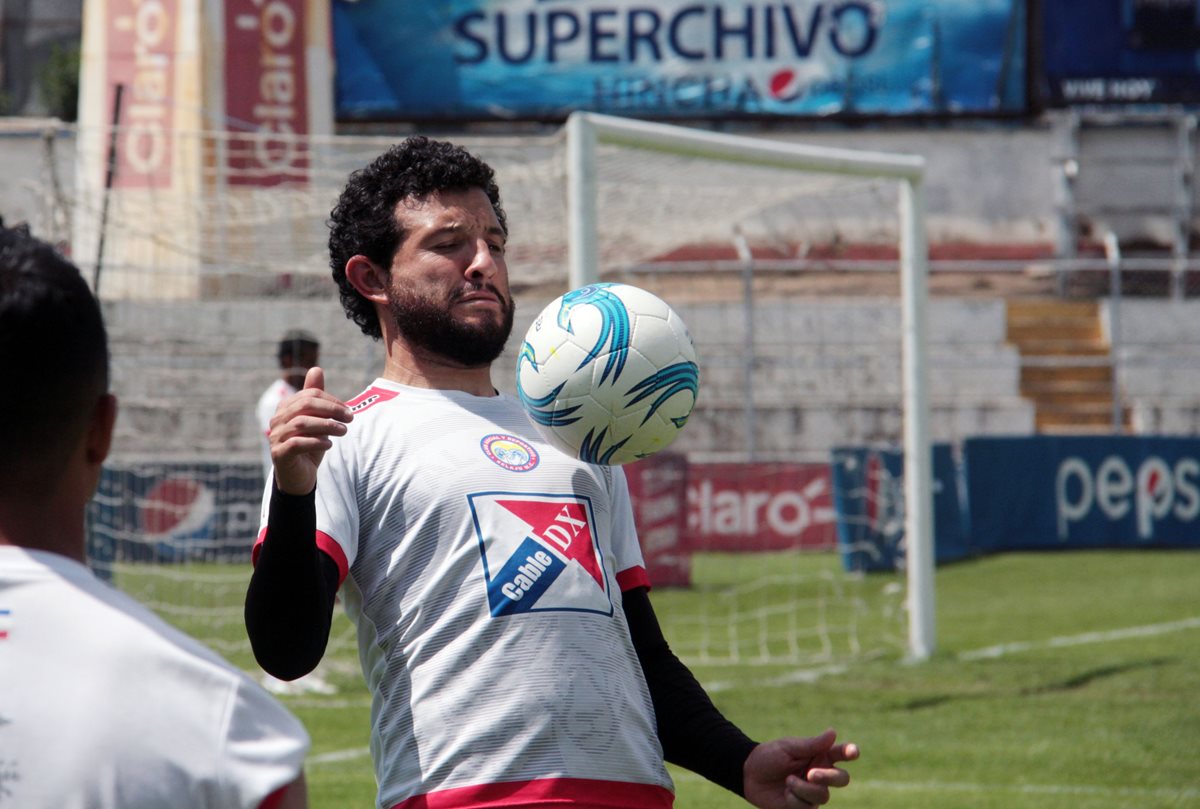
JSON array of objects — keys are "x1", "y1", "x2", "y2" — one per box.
[
  {"x1": 892, "y1": 657, "x2": 1173, "y2": 712},
  {"x1": 1019, "y1": 658, "x2": 1172, "y2": 695}
]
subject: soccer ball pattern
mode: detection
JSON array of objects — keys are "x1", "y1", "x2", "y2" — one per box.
[{"x1": 516, "y1": 283, "x2": 699, "y2": 465}]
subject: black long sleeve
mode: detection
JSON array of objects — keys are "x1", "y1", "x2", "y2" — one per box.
[
  {"x1": 244, "y1": 484, "x2": 340, "y2": 680},
  {"x1": 623, "y1": 585, "x2": 759, "y2": 796}
]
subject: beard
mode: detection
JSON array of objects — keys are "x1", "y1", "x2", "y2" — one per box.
[{"x1": 386, "y1": 283, "x2": 515, "y2": 367}]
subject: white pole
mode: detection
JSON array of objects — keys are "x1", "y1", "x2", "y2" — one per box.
[
  {"x1": 566, "y1": 113, "x2": 599, "y2": 288},
  {"x1": 564, "y1": 112, "x2": 936, "y2": 659},
  {"x1": 900, "y1": 175, "x2": 935, "y2": 661},
  {"x1": 575, "y1": 112, "x2": 924, "y2": 181}
]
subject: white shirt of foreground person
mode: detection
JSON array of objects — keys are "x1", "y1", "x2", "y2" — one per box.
[{"x1": 0, "y1": 545, "x2": 310, "y2": 809}]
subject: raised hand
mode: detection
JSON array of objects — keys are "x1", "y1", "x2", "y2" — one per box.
[
  {"x1": 742, "y1": 729, "x2": 859, "y2": 809},
  {"x1": 268, "y1": 366, "x2": 353, "y2": 495}
]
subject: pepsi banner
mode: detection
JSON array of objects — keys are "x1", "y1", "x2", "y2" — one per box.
[
  {"x1": 965, "y1": 436, "x2": 1200, "y2": 550},
  {"x1": 333, "y1": 0, "x2": 1026, "y2": 121},
  {"x1": 88, "y1": 462, "x2": 266, "y2": 568},
  {"x1": 830, "y1": 444, "x2": 972, "y2": 573},
  {"x1": 1042, "y1": 0, "x2": 1200, "y2": 105}
]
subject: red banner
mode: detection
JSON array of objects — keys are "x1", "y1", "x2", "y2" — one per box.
[
  {"x1": 225, "y1": 0, "x2": 310, "y2": 186},
  {"x1": 107, "y1": 0, "x2": 176, "y2": 188},
  {"x1": 685, "y1": 463, "x2": 837, "y2": 552},
  {"x1": 625, "y1": 454, "x2": 691, "y2": 588}
]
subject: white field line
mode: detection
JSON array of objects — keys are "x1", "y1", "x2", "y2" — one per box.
[
  {"x1": 959, "y1": 616, "x2": 1200, "y2": 661},
  {"x1": 705, "y1": 664, "x2": 848, "y2": 693},
  {"x1": 310, "y1": 747, "x2": 371, "y2": 766}
]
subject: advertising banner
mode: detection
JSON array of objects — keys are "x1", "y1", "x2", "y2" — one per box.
[
  {"x1": 107, "y1": 0, "x2": 178, "y2": 187},
  {"x1": 830, "y1": 444, "x2": 970, "y2": 572},
  {"x1": 88, "y1": 463, "x2": 266, "y2": 567},
  {"x1": 333, "y1": 0, "x2": 1026, "y2": 121},
  {"x1": 225, "y1": 0, "x2": 312, "y2": 185},
  {"x1": 685, "y1": 462, "x2": 837, "y2": 552},
  {"x1": 1042, "y1": 0, "x2": 1200, "y2": 106},
  {"x1": 965, "y1": 435, "x2": 1200, "y2": 550},
  {"x1": 623, "y1": 453, "x2": 691, "y2": 587}
]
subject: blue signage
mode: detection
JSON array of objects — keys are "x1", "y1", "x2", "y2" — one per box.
[
  {"x1": 1043, "y1": 0, "x2": 1200, "y2": 106},
  {"x1": 333, "y1": 0, "x2": 1026, "y2": 121},
  {"x1": 965, "y1": 436, "x2": 1200, "y2": 550},
  {"x1": 830, "y1": 444, "x2": 971, "y2": 573}
]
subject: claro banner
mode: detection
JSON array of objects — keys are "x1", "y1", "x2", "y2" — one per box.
[
  {"x1": 685, "y1": 462, "x2": 837, "y2": 552},
  {"x1": 965, "y1": 436, "x2": 1200, "y2": 550},
  {"x1": 225, "y1": 0, "x2": 312, "y2": 185},
  {"x1": 107, "y1": 0, "x2": 178, "y2": 188},
  {"x1": 332, "y1": 0, "x2": 1027, "y2": 121}
]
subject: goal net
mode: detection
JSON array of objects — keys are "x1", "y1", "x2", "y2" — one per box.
[
  {"x1": 52, "y1": 115, "x2": 936, "y2": 685},
  {"x1": 562, "y1": 113, "x2": 935, "y2": 666}
]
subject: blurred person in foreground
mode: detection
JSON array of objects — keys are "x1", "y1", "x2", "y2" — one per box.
[
  {"x1": 245, "y1": 137, "x2": 859, "y2": 809},
  {"x1": 0, "y1": 221, "x2": 310, "y2": 809}
]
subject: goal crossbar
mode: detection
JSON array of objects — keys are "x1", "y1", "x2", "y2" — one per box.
[{"x1": 565, "y1": 111, "x2": 936, "y2": 661}]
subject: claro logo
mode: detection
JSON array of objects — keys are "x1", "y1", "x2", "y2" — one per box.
[
  {"x1": 1056, "y1": 455, "x2": 1200, "y2": 540},
  {"x1": 687, "y1": 477, "x2": 834, "y2": 537}
]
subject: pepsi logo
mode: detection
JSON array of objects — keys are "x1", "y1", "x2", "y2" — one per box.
[
  {"x1": 139, "y1": 476, "x2": 216, "y2": 539},
  {"x1": 769, "y1": 68, "x2": 801, "y2": 101}
]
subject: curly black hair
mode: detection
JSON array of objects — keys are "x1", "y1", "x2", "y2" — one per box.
[{"x1": 327, "y1": 136, "x2": 508, "y2": 340}]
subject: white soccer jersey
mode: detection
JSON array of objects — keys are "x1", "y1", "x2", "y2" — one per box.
[
  {"x1": 0, "y1": 546, "x2": 309, "y2": 809},
  {"x1": 257, "y1": 379, "x2": 299, "y2": 476},
  {"x1": 258, "y1": 379, "x2": 674, "y2": 809}
]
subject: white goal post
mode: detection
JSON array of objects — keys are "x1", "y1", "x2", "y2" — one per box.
[{"x1": 564, "y1": 112, "x2": 936, "y2": 661}]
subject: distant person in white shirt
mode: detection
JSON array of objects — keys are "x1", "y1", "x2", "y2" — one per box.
[
  {"x1": 257, "y1": 330, "x2": 321, "y2": 477},
  {"x1": 0, "y1": 221, "x2": 310, "y2": 809}
]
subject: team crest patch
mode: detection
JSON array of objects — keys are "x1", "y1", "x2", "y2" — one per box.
[
  {"x1": 480, "y1": 434, "x2": 539, "y2": 472},
  {"x1": 467, "y1": 492, "x2": 611, "y2": 617}
]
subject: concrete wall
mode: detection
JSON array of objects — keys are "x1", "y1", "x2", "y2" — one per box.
[
  {"x1": 1107, "y1": 299, "x2": 1200, "y2": 434},
  {"x1": 105, "y1": 295, "x2": 1034, "y2": 462}
]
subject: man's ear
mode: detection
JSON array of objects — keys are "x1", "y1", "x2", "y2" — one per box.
[
  {"x1": 86, "y1": 393, "x2": 118, "y2": 467},
  {"x1": 345, "y1": 256, "x2": 389, "y2": 305}
]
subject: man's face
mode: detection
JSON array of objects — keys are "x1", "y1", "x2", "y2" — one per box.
[{"x1": 385, "y1": 188, "x2": 514, "y2": 367}]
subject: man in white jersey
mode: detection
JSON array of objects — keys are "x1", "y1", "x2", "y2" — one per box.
[
  {"x1": 245, "y1": 138, "x2": 858, "y2": 809},
  {"x1": 0, "y1": 221, "x2": 310, "y2": 809},
  {"x1": 256, "y1": 330, "x2": 321, "y2": 478}
]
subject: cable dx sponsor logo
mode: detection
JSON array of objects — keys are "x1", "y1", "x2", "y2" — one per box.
[{"x1": 1056, "y1": 454, "x2": 1200, "y2": 540}]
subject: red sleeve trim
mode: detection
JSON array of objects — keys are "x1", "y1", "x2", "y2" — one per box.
[
  {"x1": 252, "y1": 528, "x2": 349, "y2": 587},
  {"x1": 252, "y1": 526, "x2": 268, "y2": 566},
  {"x1": 258, "y1": 784, "x2": 289, "y2": 809},
  {"x1": 315, "y1": 530, "x2": 349, "y2": 586},
  {"x1": 616, "y1": 565, "x2": 651, "y2": 592}
]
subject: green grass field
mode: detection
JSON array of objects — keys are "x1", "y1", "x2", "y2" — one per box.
[{"x1": 117, "y1": 549, "x2": 1200, "y2": 808}]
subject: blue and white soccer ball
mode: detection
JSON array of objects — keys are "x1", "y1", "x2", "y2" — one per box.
[{"x1": 516, "y1": 282, "x2": 699, "y2": 465}]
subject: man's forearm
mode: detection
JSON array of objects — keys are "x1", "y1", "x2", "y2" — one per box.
[
  {"x1": 244, "y1": 485, "x2": 339, "y2": 679},
  {"x1": 623, "y1": 586, "x2": 758, "y2": 795}
]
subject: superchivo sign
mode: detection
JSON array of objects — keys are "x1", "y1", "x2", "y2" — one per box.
[{"x1": 332, "y1": 0, "x2": 1026, "y2": 121}]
